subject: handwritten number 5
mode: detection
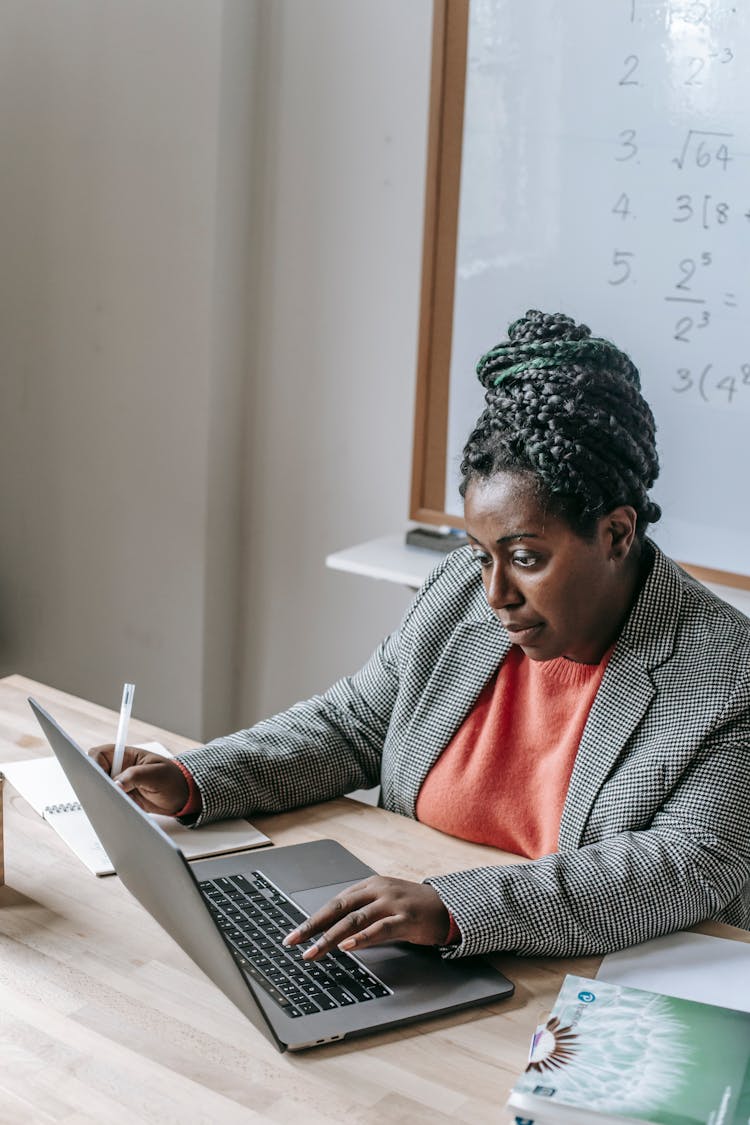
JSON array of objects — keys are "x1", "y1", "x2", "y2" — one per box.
[{"x1": 608, "y1": 251, "x2": 634, "y2": 286}]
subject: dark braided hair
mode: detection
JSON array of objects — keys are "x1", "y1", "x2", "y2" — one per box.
[{"x1": 459, "y1": 310, "x2": 661, "y2": 539}]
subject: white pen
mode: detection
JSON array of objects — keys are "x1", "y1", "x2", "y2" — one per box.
[{"x1": 110, "y1": 682, "x2": 135, "y2": 778}]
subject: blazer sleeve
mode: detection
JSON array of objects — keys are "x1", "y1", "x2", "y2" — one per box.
[
  {"x1": 425, "y1": 709, "x2": 750, "y2": 958},
  {"x1": 174, "y1": 631, "x2": 399, "y2": 825},
  {"x1": 174, "y1": 554, "x2": 455, "y2": 827}
]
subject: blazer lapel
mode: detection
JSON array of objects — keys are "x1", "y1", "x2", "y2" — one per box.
[
  {"x1": 558, "y1": 544, "x2": 682, "y2": 851},
  {"x1": 387, "y1": 616, "x2": 510, "y2": 817},
  {"x1": 558, "y1": 644, "x2": 655, "y2": 849}
]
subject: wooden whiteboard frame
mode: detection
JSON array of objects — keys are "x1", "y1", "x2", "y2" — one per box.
[
  {"x1": 410, "y1": 0, "x2": 468, "y2": 530},
  {"x1": 409, "y1": 0, "x2": 749, "y2": 591}
]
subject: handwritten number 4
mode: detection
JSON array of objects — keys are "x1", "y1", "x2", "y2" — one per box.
[
  {"x1": 717, "y1": 376, "x2": 737, "y2": 402},
  {"x1": 612, "y1": 193, "x2": 632, "y2": 220}
]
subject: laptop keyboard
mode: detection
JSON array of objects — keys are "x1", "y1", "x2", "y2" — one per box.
[{"x1": 200, "y1": 872, "x2": 391, "y2": 1018}]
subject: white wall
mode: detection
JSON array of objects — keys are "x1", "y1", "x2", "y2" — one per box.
[
  {"x1": 237, "y1": 1, "x2": 432, "y2": 726},
  {"x1": 0, "y1": 0, "x2": 432, "y2": 739}
]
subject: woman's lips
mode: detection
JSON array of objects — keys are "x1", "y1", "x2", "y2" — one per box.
[{"x1": 504, "y1": 622, "x2": 544, "y2": 644}]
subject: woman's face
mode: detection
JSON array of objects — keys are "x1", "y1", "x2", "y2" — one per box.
[{"x1": 463, "y1": 472, "x2": 639, "y2": 664}]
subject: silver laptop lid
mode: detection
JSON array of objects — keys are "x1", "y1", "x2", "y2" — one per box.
[{"x1": 28, "y1": 698, "x2": 282, "y2": 1049}]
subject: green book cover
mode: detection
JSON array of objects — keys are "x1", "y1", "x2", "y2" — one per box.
[{"x1": 508, "y1": 974, "x2": 750, "y2": 1125}]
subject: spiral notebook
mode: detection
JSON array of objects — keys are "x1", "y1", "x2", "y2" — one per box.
[{"x1": 2, "y1": 744, "x2": 271, "y2": 876}]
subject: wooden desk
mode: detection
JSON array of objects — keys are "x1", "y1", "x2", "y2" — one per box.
[{"x1": 1, "y1": 675, "x2": 747, "y2": 1124}]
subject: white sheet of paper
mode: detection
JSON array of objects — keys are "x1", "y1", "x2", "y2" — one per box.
[
  {"x1": 2, "y1": 755, "x2": 79, "y2": 816},
  {"x1": 597, "y1": 930, "x2": 750, "y2": 1013}
]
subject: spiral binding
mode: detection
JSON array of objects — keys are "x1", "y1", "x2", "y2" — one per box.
[{"x1": 44, "y1": 802, "x2": 82, "y2": 816}]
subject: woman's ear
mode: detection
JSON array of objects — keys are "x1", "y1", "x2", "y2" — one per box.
[{"x1": 602, "y1": 506, "x2": 638, "y2": 560}]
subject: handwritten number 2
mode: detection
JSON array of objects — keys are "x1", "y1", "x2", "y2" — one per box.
[
  {"x1": 674, "y1": 317, "x2": 692, "y2": 343},
  {"x1": 676, "y1": 259, "x2": 696, "y2": 291},
  {"x1": 685, "y1": 57, "x2": 705, "y2": 85},
  {"x1": 619, "y1": 55, "x2": 640, "y2": 85}
]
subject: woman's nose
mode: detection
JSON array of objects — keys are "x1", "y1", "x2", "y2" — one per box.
[{"x1": 486, "y1": 563, "x2": 521, "y2": 610}]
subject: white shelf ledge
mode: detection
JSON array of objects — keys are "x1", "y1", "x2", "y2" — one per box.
[{"x1": 326, "y1": 533, "x2": 444, "y2": 589}]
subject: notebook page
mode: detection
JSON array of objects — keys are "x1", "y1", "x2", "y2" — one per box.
[
  {"x1": 43, "y1": 803, "x2": 114, "y2": 876},
  {"x1": 2, "y1": 756, "x2": 78, "y2": 817},
  {"x1": 7, "y1": 744, "x2": 271, "y2": 876}
]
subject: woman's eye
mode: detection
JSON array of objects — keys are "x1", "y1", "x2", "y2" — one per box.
[
  {"x1": 513, "y1": 553, "x2": 538, "y2": 568},
  {"x1": 472, "y1": 551, "x2": 492, "y2": 569}
]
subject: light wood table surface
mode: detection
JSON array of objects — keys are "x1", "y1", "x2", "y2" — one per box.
[{"x1": 1, "y1": 674, "x2": 747, "y2": 1124}]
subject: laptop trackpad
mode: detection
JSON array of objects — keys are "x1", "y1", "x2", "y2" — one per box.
[
  {"x1": 293, "y1": 881, "x2": 371, "y2": 918},
  {"x1": 266, "y1": 838, "x2": 374, "y2": 896}
]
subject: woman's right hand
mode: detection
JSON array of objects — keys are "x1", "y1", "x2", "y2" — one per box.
[{"x1": 88, "y1": 745, "x2": 189, "y2": 816}]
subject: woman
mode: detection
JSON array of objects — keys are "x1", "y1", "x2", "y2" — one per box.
[{"x1": 95, "y1": 310, "x2": 750, "y2": 961}]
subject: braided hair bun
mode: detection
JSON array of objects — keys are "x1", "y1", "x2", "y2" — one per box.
[{"x1": 460, "y1": 310, "x2": 661, "y2": 536}]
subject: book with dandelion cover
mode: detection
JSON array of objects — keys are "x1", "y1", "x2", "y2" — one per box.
[{"x1": 507, "y1": 974, "x2": 750, "y2": 1125}]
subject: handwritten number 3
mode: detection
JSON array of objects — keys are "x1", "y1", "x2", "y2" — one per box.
[{"x1": 616, "y1": 129, "x2": 638, "y2": 162}]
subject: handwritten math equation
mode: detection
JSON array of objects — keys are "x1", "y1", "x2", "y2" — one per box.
[{"x1": 608, "y1": 0, "x2": 747, "y2": 407}]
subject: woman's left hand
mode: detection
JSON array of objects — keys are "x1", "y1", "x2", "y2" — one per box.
[{"x1": 283, "y1": 876, "x2": 451, "y2": 960}]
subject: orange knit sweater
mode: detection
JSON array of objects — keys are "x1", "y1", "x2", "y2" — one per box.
[{"x1": 415, "y1": 645, "x2": 612, "y2": 860}]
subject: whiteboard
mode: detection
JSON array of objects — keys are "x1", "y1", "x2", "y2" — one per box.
[{"x1": 443, "y1": 0, "x2": 750, "y2": 577}]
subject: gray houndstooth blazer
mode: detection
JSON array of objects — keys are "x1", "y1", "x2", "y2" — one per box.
[{"x1": 177, "y1": 543, "x2": 750, "y2": 959}]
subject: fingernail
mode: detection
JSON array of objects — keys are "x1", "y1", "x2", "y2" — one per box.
[
  {"x1": 301, "y1": 944, "x2": 318, "y2": 961},
  {"x1": 282, "y1": 932, "x2": 297, "y2": 947},
  {"x1": 338, "y1": 938, "x2": 355, "y2": 951}
]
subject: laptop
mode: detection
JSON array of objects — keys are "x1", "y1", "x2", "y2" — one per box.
[{"x1": 30, "y1": 699, "x2": 513, "y2": 1051}]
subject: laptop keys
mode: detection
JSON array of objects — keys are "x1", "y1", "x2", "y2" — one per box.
[{"x1": 200, "y1": 872, "x2": 391, "y2": 1018}]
